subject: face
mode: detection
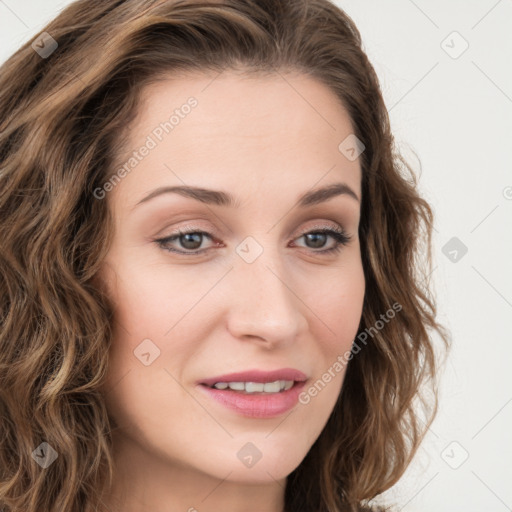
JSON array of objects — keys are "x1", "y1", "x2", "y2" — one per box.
[{"x1": 96, "y1": 70, "x2": 365, "y2": 508}]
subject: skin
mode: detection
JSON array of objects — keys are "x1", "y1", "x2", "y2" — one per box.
[{"x1": 96, "y1": 70, "x2": 365, "y2": 512}]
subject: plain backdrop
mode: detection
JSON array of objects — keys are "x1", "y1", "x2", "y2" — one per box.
[{"x1": 1, "y1": 1, "x2": 511, "y2": 511}]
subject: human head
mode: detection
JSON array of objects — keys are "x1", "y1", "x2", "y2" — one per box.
[{"x1": 0, "y1": 1, "x2": 448, "y2": 511}]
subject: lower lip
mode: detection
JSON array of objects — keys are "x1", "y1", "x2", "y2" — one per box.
[{"x1": 197, "y1": 381, "x2": 307, "y2": 419}]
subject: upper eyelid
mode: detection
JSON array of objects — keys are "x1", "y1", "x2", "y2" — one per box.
[
  {"x1": 162, "y1": 219, "x2": 347, "y2": 237},
  {"x1": 161, "y1": 225, "x2": 345, "y2": 244}
]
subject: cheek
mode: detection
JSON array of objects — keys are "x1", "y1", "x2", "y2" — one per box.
[
  {"x1": 99, "y1": 255, "x2": 221, "y2": 391},
  {"x1": 104, "y1": 255, "x2": 215, "y2": 333},
  {"x1": 302, "y1": 260, "x2": 365, "y2": 349},
  {"x1": 99, "y1": 267, "x2": 202, "y2": 435},
  {"x1": 293, "y1": 260, "x2": 365, "y2": 407}
]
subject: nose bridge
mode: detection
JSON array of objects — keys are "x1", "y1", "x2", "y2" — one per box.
[{"x1": 226, "y1": 240, "x2": 304, "y2": 343}]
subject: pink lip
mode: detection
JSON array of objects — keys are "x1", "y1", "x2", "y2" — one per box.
[
  {"x1": 197, "y1": 380, "x2": 307, "y2": 419},
  {"x1": 198, "y1": 368, "x2": 308, "y2": 387},
  {"x1": 196, "y1": 368, "x2": 308, "y2": 419}
]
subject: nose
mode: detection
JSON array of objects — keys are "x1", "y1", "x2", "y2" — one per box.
[{"x1": 224, "y1": 245, "x2": 307, "y2": 349}]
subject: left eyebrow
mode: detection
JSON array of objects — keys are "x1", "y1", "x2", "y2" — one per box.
[
  {"x1": 131, "y1": 182, "x2": 360, "y2": 211},
  {"x1": 297, "y1": 182, "x2": 360, "y2": 206}
]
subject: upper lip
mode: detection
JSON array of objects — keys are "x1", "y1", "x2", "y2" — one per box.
[{"x1": 198, "y1": 368, "x2": 308, "y2": 387}]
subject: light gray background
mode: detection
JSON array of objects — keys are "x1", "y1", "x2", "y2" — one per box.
[{"x1": 1, "y1": 1, "x2": 511, "y2": 510}]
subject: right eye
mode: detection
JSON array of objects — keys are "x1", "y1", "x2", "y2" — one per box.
[{"x1": 154, "y1": 228, "x2": 219, "y2": 255}]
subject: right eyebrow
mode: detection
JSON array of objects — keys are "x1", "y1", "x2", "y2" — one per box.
[{"x1": 132, "y1": 185, "x2": 237, "y2": 211}]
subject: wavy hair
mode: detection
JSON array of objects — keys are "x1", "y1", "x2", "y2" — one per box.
[{"x1": 0, "y1": 0, "x2": 450, "y2": 511}]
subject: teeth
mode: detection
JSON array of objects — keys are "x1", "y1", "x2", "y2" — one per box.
[
  {"x1": 212, "y1": 382, "x2": 229, "y2": 390},
  {"x1": 227, "y1": 382, "x2": 245, "y2": 391},
  {"x1": 211, "y1": 380, "x2": 295, "y2": 393}
]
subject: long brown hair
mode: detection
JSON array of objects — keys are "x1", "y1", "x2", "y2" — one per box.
[{"x1": 0, "y1": 1, "x2": 450, "y2": 511}]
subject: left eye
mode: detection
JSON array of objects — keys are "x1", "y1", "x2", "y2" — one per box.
[{"x1": 155, "y1": 227, "x2": 351, "y2": 256}]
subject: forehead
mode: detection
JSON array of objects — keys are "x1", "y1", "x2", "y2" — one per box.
[
  {"x1": 111, "y1": 70, "x2": 362, "y2": 209},
  {"x1": 134, "y1": 69, "x2": 356, "y2": 144}
]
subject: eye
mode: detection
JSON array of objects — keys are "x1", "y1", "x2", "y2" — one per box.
[
  {"x1": 154, "y1": 225, "x2": 352, "y2": 256},
  {"x1": 155, "y1": 228, "x2": 218, "y2": 256},
  {"x1": 292, "y1": 226, "x2": 352, "y2": 254}
]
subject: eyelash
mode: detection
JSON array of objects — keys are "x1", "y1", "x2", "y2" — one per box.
[{"x1": 154, "y1": 225, "x2": 352, "y2": 256}]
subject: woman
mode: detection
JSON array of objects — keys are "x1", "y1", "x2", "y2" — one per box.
[{"x1": 0, "y1": 1, "x2": 450, "y2": 511}]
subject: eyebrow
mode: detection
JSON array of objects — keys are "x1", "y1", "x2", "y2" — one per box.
[{"x1": 132, "y1": 182, "x2": 360, "y2": 211}]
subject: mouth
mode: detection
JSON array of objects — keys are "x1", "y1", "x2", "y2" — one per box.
[
  {"x1": 198, "y1": 367, "x2": 308, "y2": 391},
  {"x1": 200, "y1": 379, "x2": 299, "y2": 394},
  {"x1": 196, "y1": 368, "x2": 308, "y2": 418}
]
